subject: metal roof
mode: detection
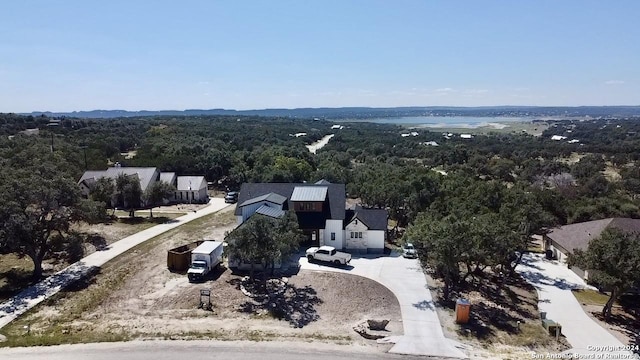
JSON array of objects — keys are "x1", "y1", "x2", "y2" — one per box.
[
  {"x1": 104, "y1": 167, "x2": 159, "y2": 192},
  {"x1": 255, "y1": 205, "x2": 285, "y2": 219},
  {"x1": 159, "y1": 172, "x2": 176, "y2": 184},
  {"x1": 234, "y1": 183, "x2": 346, "y2": 220},
  {"x1": 291, "y1": 186, "x2": 328, "y2": 202},
  {"x1": 177, "y1": 176, "x2": 206, "y2": 191},
  {"x1": 238, "y1": 192, "x2": 288, "y2": 207}
]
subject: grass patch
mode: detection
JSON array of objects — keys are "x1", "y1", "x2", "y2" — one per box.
[
  {"x1": 1, "y1": 327, "x2": 129, "y2": 347},
  {"x1": 572, "y1": 289, "x2": 610, "y2": 306}
]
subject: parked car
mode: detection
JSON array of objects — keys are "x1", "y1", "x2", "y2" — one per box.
[
  {"x1": 224, "y1": 191, "x2": 238, "y2": 203},
  {"x1": 306, "y1": 246, "x2": 351, "y2": 265},
  {"x1": 402, "y1": 243, "x2": 417, "y2": 258}
]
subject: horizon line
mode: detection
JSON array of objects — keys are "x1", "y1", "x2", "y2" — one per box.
[{"x1": 16, "y1": 104, "x2": 640, "y2": 114}]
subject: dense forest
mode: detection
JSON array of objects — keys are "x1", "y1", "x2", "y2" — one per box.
[
  {"x1": 3, "y1": 112, "x2": 640, "y2": 289},
  {"x1": 2, "y1": 113, "x2": 640, "y2": 229}
]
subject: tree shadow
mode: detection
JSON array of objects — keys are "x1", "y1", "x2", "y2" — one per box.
[
  {"x1": 0, "y1": 263, "x2": 101, "y2": 315},
  {"x1": 86, "y1": 234, "x2": 108, "y2": 251},
  {"x1": 597, "y1": 294, "x2": 640, "y2": 353},
  {"x1": 517, "y1": 269, "x2": 579, "y2": 291},
  {"x1": 238, "y1": 281, "x2": 323, "y2": 328},
  {"x1": 0, "y1": 267, "x2": 37, "y2": 301},
  {"x1": 118, "y1": 216, "x2": 176, "y2": 225},
  {"x1": 413, "y1": 299, "x2": 435, "y2": 310}
]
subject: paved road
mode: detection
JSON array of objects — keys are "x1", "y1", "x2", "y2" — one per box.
[
  {"x1": 0, "y1": 198, "x2": 231, "y2": 330},
  {"x1": 299, "y1": 253, "x2": 468, "y2": 358},
  {"x1": 0, "y1": 340, "x2": 442, "y2": 360},
  {"x1": 516, "y1": 253, "x2": 637, "y2": 359}
]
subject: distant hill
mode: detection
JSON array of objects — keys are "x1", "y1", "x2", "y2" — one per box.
[{"x1": 23, "y1": 106, "x2": 640, "y2": 119}]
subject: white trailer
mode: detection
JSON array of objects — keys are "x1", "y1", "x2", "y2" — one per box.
[{"x1": 187, "y1": 240, "x2": 224, "y2": 282}]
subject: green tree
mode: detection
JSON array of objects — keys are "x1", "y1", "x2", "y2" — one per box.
[
  {"x1": 91, "y1": 176, "x2": 115, "y2": 207},
  {"x1": 568, "y1": 228, "x2": 640, "y2": 321},
  {"x1": 115, "y1": 174, "x2": 141, "y2": 217},
  {"x1": 143, "y1": 180, "x2": 176, "y2": 218},
  {"x1": 405, "y1": 213, "x2": 468, "y2": 300},
  {"x1": 0, "y1": 165, "x2": 86, "y2": 279},
  {"x1": 225, "y1": 212, "x2": 303, "y2": 280}
]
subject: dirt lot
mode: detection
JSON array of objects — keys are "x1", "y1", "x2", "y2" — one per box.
[
  {"x1": 425, "y1": 269, "x2": 570, "y2": 360},
  {"x1": 1, "y1": 206, "x2": 402, "y2": 350}
]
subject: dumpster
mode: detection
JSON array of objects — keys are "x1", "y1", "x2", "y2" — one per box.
[
  {"x1": 167, "y1": 240, "x2": 204, "y2": 271},
  {"x1": 455, "y1": 298, "x2": 471, "y2": 324}
]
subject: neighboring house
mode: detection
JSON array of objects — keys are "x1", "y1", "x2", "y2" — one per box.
[
  {"x1": 543, "y1": 217, "x2": 640, "y2": 279},
  {"x1": 344, "y1": 206, "x2": 388, "y2": 253},
  {"x1": 232, "y1": 180, "x2": 388, "y2": 254},
  {"x1": 78, "y1": 166, "x2": 208, "y2": 205},
  {"x1": 176, "y1": 176, "x2": 209, "y2": 203}
]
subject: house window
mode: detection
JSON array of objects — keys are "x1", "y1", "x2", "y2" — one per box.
[
  {"x1": 331, "y1": 232, "x2": 335, "y2": 241},
  {"x1": 350, "y1": 232, "x2": 354, "y2": 238},
  {"x1": 358, "y1": 232, "x2": 363, "y2": 238}
]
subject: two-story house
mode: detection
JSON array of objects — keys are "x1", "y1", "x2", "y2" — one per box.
[{"x1": 233, "y1": 180, "x2": 387, "y2": 253}]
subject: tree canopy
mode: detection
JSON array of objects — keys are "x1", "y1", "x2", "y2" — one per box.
[
  {"x1": 0, "y1": 139, "x2": 104, "y2": 278},
  {"x1": 225, "y1": 212, "x2": 304, "y2": 279},
  {"x1": 568, "y1": 228, "x2": 640, "y2": 320}
]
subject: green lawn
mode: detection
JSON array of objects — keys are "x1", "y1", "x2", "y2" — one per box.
[{"x1": 572, "y1": 289, "x2": 610, "y2": 306}]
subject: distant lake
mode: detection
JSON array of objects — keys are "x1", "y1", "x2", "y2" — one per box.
[{"x1": 339, "y1": 116, "x2": 532, "y2": 129}]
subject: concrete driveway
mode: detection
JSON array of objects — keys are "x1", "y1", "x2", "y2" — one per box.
[
  {"x1": 299, "y1": 253, "x2": 468, "y2": 358},
  {"x1": 516, "y1": 253, "x2": 636, "y2": 358},
  {"x1": 0, "y1": 198, "x2": 231, "y2": 330}
]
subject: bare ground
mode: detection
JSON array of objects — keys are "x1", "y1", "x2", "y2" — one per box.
[
  {"x1": 579, "y1": 299, "x2": 640, "y2": 348},
  {"x1": 1, "y1": 206, "x2": 402, "y2": 351},
  {"x1": 425, "y1": 270, "x2": 570, "y2": 360}
]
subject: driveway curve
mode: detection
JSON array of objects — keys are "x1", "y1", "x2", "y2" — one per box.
[
  {"x1": 0, "y1": 198, "x2": 231, "y2": 330},
  {"x1": 516, "y1": 253, "x2": 637, "y2": 359},
  {"x1": 299, "y1": 253, "x2": 468, "y2": 358}
]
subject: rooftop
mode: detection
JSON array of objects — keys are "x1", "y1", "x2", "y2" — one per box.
[{"x1": 291, "y1": 186, "x2": 328, "y2": 202}]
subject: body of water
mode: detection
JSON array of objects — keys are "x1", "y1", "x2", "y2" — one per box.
[{"x1": 342, "y1": 116, "x2": 533, "y2": 129}]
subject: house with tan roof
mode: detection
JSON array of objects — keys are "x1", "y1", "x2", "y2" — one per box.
[{"x1": 543, "y1": 218, "x2": 640, "y2": 279}]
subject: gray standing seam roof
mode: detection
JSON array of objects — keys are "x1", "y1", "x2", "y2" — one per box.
[
  {"x1": 159, "y1": 172, "x2": 176, "y2": 184},
  {"x1": 177, "y1": 176, "x2": 206, "y2": 191},
  {"x1": 234, "y1": 183, "x2": 346, "y2": 220},
  {"x1": 255, "y1": 205, "x2": 286, "y2": 219},
  {"x1": 291, "y1": 186, "x2": 328, "y2": 202},
  {"x1": 239, "y1": 192, "x2": 288, "y2": 208}
]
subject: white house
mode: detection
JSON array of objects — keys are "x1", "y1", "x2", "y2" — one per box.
[
  {"x1": 232, "y1": 180, "x2": 388, "y2": 254},
  {"x1": 344, "y1": 207, "x2": 388, "y2": 253},
  {"x1": 78, "y1": 166, "x2": 208, "y2": 205},
  {"x1": 176, "y1": 176, "x2": 208, "y2": 203}
]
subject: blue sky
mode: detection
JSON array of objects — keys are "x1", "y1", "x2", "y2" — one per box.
[{"x1": 1, "y1": 1, "x2": 638, "y2": 112}]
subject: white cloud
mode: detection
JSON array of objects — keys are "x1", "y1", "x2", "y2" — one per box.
[
  {"x1": 435, "y1": 87, "x2": 455, "y2": 93},
  {"x1": 604, "y1": 80, "x2": 625, "y2": 85}
]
